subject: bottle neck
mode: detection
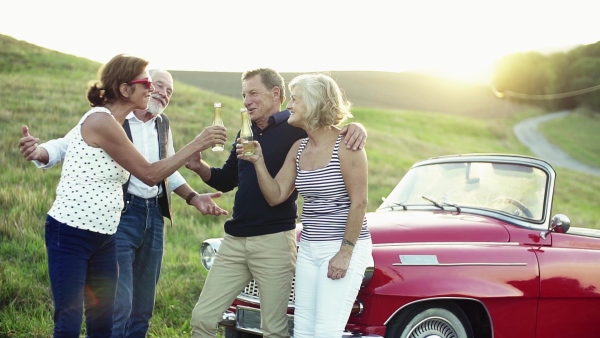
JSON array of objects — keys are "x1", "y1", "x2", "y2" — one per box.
[{"x1": 241, "y1": 112, "x2": 252, "y2": 135}]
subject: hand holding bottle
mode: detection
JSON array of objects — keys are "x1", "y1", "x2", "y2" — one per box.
[
  {"x1": 236, "y1": 138, "x2": 262, "y2": 163},
  {"x1": 193, "y1": 125, "x2": 227, "y2": 153},
  {"x1": 211, "y1": 102, "x2": 225, "y2": 151},
  {"x1": 239, "y1": 108, "x2": 255, "y2": 156}
]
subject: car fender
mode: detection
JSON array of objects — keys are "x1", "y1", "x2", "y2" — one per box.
[{"x1": 354, "y1": 242, "x2": 540, "y2": 336}]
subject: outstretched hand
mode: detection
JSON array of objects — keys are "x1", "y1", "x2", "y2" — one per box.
[{"x1": 189, "y1": 191, "x2": 229, "y2": 216}]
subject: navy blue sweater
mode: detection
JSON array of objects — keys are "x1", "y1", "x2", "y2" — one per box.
[{"x1": 206, "y1": 110, "x2": 307, "y2": 237}]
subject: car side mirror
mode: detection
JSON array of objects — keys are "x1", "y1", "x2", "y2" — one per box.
[{"x1": 540, "y1": 214, "x2": 571, "y2": 239}]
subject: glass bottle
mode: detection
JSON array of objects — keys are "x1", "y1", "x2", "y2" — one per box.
[
  {"x1": 211, "y1": 102, "x2": 225, "y2": 151},
  {"x1": 240, "y1": 108, "x2": 255, "y2": 156}
]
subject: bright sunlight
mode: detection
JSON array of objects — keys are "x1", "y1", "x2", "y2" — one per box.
[{"x1": 1, "y1": 0, "x2": 599, "y2": 84}]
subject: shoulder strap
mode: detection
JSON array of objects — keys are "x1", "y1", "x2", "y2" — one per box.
[
  {"x1": 155, "y1": 114, "x2": 173, "y2": 225},
  {"x1": 156, "y1": 114, "x2": 170, "y2": 159},
  {"x1": 121, "y1": 119, "x2": 133, "y2": 199}
]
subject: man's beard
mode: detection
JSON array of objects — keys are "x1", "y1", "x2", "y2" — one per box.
[{"x1": 147, "y1": 97, "x2": 166, "y2": 115}]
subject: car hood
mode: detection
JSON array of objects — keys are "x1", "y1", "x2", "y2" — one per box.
[{"x1": 366, "y1": 210, "x2": 511, "y2": 244}]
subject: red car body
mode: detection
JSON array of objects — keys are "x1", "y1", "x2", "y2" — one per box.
[{"x1": 200, "y1": 154, "x2": 600, "y2": 338}]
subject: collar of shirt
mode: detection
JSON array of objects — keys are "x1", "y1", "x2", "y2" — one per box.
[{"x1": 258, "y1": 110, "x2": 291, "y2": 133}]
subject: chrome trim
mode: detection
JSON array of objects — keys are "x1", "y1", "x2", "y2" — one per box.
[
  {"x1": 235, "y1": 305, "x2": 264, "y2": 335},
  {"x1": 393, "y1": 262, "x2": 527, "y2": 266},
  {"x1": 231, "y1": 305, "x2": 383, "y2": 338},
  {"x1": 362, "y1": 265, "x2": 374, "y2": 287},
  {"x1": 234, "y1": 305, "x2": 294, "y2": 336},
  {"x1": 235, "y1": 277, "x2": 297, "y2": 306},
  {"x1": 405, "y1": 154, "x2": 556, "y2": 230},
  {"x1": 220, "y1": 311, "x2": 236, "y2": 327},
  {"x1": 375, "y1": 206, "x2": 549, "y2": 230},
  {"x1": 235, "y1": 293, "x2": 296, "y2": 308},
  {"x1": 374, "y1": 241, "x2": 521, "y2": 247},
  {"x1": 200, "y1": 238, "x2": 223, "y2": 270},
  {"x1": 235, "y1": 265, "x2": 373, "y2": 307},
  {"x1": 354, "y1": 299, "x2": 365, "y2": 316}
]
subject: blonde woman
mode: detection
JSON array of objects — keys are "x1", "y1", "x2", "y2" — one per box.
[{"x1": 238, "y1": 73, "x2": 372, "y2": 338}]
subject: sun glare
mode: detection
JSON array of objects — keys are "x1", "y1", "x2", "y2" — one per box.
[{"x1": 1, "y1": 0, "x2": 598, "y2": 82}]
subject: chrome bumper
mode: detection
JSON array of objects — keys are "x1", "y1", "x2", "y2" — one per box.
[
  {"x1": 220, "y1": 306, "x2": 293, "y2": 336},
  {"x1": 220, "y1": 306, "x2": 384, "y2": 338}
]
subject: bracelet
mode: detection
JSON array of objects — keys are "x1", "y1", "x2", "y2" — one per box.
[
  {"x1": 186, "y1": 192, "x2": 199, "y2": 205},
  {"x1": 341, "y1": 239, "x2": 356, "y2": 247}
]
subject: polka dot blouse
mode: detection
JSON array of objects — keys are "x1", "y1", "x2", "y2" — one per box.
[{"x1": 48, "y1": 108, "x2": 130, "y2": 234}]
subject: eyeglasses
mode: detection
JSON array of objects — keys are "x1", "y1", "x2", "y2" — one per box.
[{"x1": 128, "y1": 77, "x2": 153, "y2": 89}]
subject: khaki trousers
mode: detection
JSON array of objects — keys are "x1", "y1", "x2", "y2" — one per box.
[{"x1": 191, "y1": 230, "x2": 297, "y2": 338}]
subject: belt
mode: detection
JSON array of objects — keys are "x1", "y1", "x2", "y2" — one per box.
[{"x1": 126, "y1": 193, "x2": 162, "y2": 206}]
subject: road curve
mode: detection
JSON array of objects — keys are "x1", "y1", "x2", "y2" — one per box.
[{"x1": 513, "y1": 111, "x2": 600, "y2": 176}]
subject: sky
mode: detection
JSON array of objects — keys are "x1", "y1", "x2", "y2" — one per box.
[{"x1": 2, "y1": 0, "x2": 599, "y2": 83}]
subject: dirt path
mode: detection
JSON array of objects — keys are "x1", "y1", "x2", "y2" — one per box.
[{"x1": 513, "y1": 111, "x2": 600, "y2": 176}]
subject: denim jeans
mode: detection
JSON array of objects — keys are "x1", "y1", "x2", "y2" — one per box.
[
  {"x1": 45, "y1": 215, "x2": 118, "y2": 338},
  {"x1": 111, "y1": 194, "x2": 164, "y2": 338}
]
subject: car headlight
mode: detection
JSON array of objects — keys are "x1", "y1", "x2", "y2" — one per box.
[{"x1": 200, "y1": 238, "x2": 222, "y2": 270}]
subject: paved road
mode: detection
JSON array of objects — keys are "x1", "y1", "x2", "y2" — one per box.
[{"x1": 513, "y1": 111, "x2": 600, "y2": 176}]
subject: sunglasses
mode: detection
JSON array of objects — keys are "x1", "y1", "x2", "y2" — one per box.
[{"x1": 128, "y1": 77, "x2": 153, "y2": 89}]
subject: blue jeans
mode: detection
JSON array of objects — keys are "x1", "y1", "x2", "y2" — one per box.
[
  {"x1": 111, "y1": 194, "x2": 164, "y2": 338},
  {"x1": 45, "y1": 215, "x2": 118, "y2": 338}
]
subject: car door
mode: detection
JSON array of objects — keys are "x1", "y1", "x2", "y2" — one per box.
[{"x1": 535, "y1": 232, "x2": 600, "y2": 337}]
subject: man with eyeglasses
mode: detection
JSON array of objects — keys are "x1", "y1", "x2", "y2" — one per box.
[{"x1": 18, "y1": 69, "x2": 228, "y2": 338}]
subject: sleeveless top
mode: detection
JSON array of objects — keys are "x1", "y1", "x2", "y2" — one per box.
[
  {"x1": 48, "y1": 108, "x2": 130, "y2": 234},
  {"x1": 295, "y1": 135, "x2": 370, "y2": 242}
]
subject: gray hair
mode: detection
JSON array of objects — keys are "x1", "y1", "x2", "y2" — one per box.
[{"x1": 288, "y1": 73, "x2": 352, "y2": 130}]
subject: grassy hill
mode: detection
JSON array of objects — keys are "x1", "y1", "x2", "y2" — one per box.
[
  {"x1": 1, "y1": 33, "x2": 599, "y2": 337},
  {"x1": 169, "y1": 70, "x2": 524, "y2": 118}
]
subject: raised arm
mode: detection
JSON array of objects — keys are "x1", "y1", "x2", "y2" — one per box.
[
  {"x1": 237, "y1": 139, "x2": 299, "y2": 206},
  {"x1": 19, "y1": 125, "x2": 72, "y2": 168},
  {"x1": 83, "y1": 112, "x2": 227, "y2": 187},
  {"x1": 184, "y1": 151, "x2": 213, "y2": 182}
]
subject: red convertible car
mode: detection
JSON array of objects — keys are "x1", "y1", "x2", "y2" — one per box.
[{"x1": 200, "y1": 153, "x2": 600, "y2": 338}]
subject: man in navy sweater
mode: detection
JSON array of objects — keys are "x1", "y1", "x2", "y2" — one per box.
[{"x1": 187, "y1": 68, "x2": 367, "y2": 338}]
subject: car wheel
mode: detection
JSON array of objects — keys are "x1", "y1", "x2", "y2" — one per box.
[
  {"x1": 223, "y1": 327, "x2": 261, "y2": 338},
  {"x1": 385, "y1": 303, "x2": 473, "y2": 338}
]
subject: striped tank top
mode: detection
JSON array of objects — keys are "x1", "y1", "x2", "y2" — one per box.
[{"x1": 295, "y1": 135, "x2": 370, "y2": 242}]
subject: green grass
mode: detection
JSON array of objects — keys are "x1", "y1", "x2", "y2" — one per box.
[
  {"x1": 538, "y1": 108, "x2": 600, "y2": 168},
  {"x1": 1, "y1": 33, "x2": 599, "y2": 337}
]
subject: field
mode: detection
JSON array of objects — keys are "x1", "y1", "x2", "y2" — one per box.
[
  {"x1": 169, "y1": 69, "x2": 525, "y2": 118},
  {"x1": 1, "y1": 33, "x2": 599, "y2": 337}
]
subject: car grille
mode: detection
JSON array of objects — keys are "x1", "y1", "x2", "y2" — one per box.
[
  {"x1": 237, "y1": 267, "x2": 373, "y2": 307},
  {"x1": 239, "y1": 277, "x2": 296, "y2": 305}
]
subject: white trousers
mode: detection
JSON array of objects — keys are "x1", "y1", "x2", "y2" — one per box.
[{"x1": 293, "y1": 239, "x2": 373, "y2": 338}]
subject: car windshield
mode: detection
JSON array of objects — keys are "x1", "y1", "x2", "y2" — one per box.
[{"x1": 380, "y1": 161, "x2": 548, "y2": 220}]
